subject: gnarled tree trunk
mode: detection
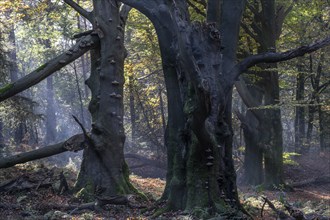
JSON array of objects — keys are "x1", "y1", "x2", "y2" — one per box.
[{"x1": 141, "y1": 1, "x2": 245, "y2": 214}]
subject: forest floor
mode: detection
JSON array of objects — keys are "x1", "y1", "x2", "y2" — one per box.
[{"x1": 0, "y1": 150, "x2": 329, "y2": 219}]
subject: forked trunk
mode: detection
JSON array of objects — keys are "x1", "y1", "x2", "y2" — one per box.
[{"x1": 159, "y1": 20, "x2": 241, "y2": 215}]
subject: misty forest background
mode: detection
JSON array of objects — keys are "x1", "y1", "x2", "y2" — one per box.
[{"x1": 0, "y1": 0, "x2": 329, "y2": 219}]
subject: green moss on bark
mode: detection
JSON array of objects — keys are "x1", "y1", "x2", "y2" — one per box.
[
  {"x1": 0, "y1": 83, "x2": 13, "y2": 95},
  {"x1": 75, "y1": 180, "x2": 94, "y2": 202},
  {"x1": 36, "y1": 63, "x2": 48, "y2": 72}
]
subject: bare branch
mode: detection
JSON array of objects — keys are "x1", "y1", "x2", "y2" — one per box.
[
  {"x1": 192, "y1": 0, "x2": 207, "y2": 8},
  {"x1": 241, "y1": 22, "x2": 259, "y2": 42},
  {"x1": 230, "y1": 36, "x2": 330, "y2": 82},
  {"x1": 275, "y1": 1, "x2": 295, "y2": 38},
  {"x1": 64, "y1": 0, "x2": 93, "y2": 23},
  {"x1": 0, "y1": 35, "x2": 99, "y2": 102}
]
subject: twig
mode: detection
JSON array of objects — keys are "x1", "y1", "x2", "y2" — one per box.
[
  {"x1": 72, "y1": 115, "x2": 91, "y2": 146},
  {"x1": 262, "y1": 196, "x2": 292, "y2": 219},
  {"x1": 261, "y1": 199, "x2": 267, "y2": 218},
  {"x1": 58, "y1": 171, "x2": 69, "y2": 194}
]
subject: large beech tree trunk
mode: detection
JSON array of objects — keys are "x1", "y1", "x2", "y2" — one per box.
[
  {"x1": 142, "y1": 1, "x2": 245, "y2": 213},
  {"x1": 75, "y1": 2, "x2": 134, "y2": 197}
]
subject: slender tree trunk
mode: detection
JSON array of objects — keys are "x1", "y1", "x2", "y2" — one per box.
[
  {"x1": 294, "y1": 60, "x2": 305, "y2": 152},
  {"x1": 307, "y1": 54, "x2": 323, "y2": 145},
  {"x1": 45, "y1": 76, "x2": 57, "y2": 144},
  {"x1": 319, "y1": 108, "x2": 330, "y2": 150},
  {"x1": 307, "y1": 102, "x2": 316, "y2": 142},
  {"x1": 159, "y1": 88, "x2": 166, "y2": 143},
  {"x1": 128, "y1": 76, "x2": 136, "y2": 146},
  {"x1": 8, "y1": 28, "x2": 19, "y2": 82},
  {"x1": 76, "y1": 2, "x2": 91, "y2": 128},
  {"x1": 0, "y1": 120, "x2": 4, "y2": 155},
  {"x1": 73, "y1": 60, "x2": 86, "y2": 127},
  {"x1": 8, "y1": 26, "x2": 25, "y2": 144},
  {"x1": 76, "y1": 5, "x2": 90, "y2": 99}
]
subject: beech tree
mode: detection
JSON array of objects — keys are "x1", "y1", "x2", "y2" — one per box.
[
  {"x1": 0, "y1": 0, "x2": 329, "y2": 217},
  {"x1": 237, "y1": 0, "x2": 293, "y2": 186},
  {"x1": 117, "y1": 0, "x2": 329, "y2": 213}
]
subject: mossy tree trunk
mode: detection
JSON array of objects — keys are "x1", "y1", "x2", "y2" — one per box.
[{"x1": 75, "y1": 1, "x2": 133, "y2": 197}]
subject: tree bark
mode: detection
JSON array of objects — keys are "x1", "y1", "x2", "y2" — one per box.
[
  {"x1": 142, "y1": 0, "x2": 246, "y2": 213},
  {"x1": 236, "y1": 79, "x2": 264, "y2": 185},
  {"x1": 75, "y1": 1, "x2": 135, "y2": 197}
]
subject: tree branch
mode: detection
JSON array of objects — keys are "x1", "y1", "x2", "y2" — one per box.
[
  {"x1": 64, "y1": 0, "x2": 93, "y2": 23},
  {"x1": 0, "y1": 35, "x2": 99, "y2": 102},
  {"x1": 275, "y1": 1, "x2": 295, "y2": 39},
  {"x1": 0, "y1": 134, "x2": 86, "y2": 169},
  {"x1": 230, "y1": 36, "x2": 330, "y2": 82},
  {"x1": 120, "y1": 4, "x2": 132, "y2": 24},
  {"x1": 119, "y1": 0, "x2": 156, "y2": 19},
  {"x1": 241, "y1": 22, "x2": 259, "y2": 42},
  {"x1": 188, "y1": 0, "x2": 206, "y2": 17}
]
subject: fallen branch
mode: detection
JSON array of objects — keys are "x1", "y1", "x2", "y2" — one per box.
[
  {"x1": 125, "y1": 153, "x2": 166, "y2": 170},
  {"x1": 37, "y1": 195, "x2": 145, "y2": 215},
  {"x1": 0, "y1": 175, "x2": 52, "y2": 192},
  {"x1": 0, "y1": 134, "x2": 86, "y2": 169},
  {"x1": 283, "y1": 201, "x2": 306, "y2": 220},
  {"x1": 262, "y1": 196, "x2": 293, "y2": 220},
  {"x1": 290, "y1": 175, "x2": 330, "y2": 188}
]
